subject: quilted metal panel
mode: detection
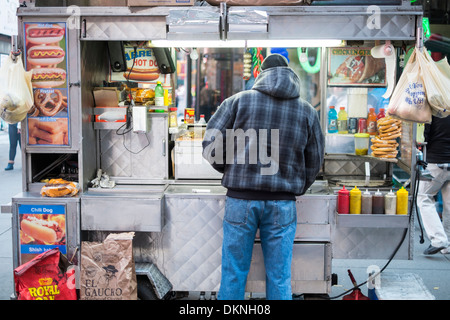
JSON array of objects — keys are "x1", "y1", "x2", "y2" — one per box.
[
  {"x1": 324, "y1": 158, "x2": 389, "y2": 177},
  {"x1": 269, "y1": 14, "x2": 415, "y2": 40},
  {"x1": 332, "y1": 226, "x2": 411, "y2": 259},
  {"x1": 83, "y1": 16, "x2": 166, "y2": 40},
  {"x1": 152, "y1": 196, "x2": 226, "y2": 291},
  {"x1": 99, "y1": 115, "x2": 168, "y2": 179}
]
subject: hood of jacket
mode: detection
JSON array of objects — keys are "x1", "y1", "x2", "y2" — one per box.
[{"x1": 252, "y1": 66, "x2": 301, "y2": 99}]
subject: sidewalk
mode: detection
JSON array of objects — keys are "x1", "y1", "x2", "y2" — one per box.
[
  {"x1": 0, "y1": 127, "x2": 449, "y2": 300},
  {"x1": 0, "y1": 128, "x2": 22, "y2": 300}
]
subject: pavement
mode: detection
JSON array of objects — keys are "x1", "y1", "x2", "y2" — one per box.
[{"x1": 0, "y1": 126, "x2": 449, "y2": 300}]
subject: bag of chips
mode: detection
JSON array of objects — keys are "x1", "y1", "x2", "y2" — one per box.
[{"x1": 14, "y1": 248, "x2": 77, "y2": 300}]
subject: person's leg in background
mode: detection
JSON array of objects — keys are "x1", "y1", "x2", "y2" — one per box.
[
  {"x1": 259, "y1": 200, "x2": 297, "y2": 300},
  {"x1": 5, "y1": 123, "x2": 20, "y2": 171},
  {"x1": 417, "y1": 164, "x2": 450, "y2": 254},
  {"x1": 439, "y1": 174, "x2": 450, "y2": 254}
]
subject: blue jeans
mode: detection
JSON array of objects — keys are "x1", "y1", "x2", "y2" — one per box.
[{"x1": 218, "y1": 196, "x2": 297, "y2": 300}]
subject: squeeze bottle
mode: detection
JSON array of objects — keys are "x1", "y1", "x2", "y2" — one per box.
[
  {"x1": 372, "y1": 189, "x2": 384, "y2": 214},
  {"x1": 361, "y1": 189, "x2": 373, "y2": 214},
  {"x1": 328, "y1": 106, "x2": 338, "y2": 133},
  {"x1": 396, "y1": 187, "x2": 409, "y2": 215},
  {"x1": 337, "y1": 107, "x2": 348, "y2": 134},
  {"x1": 384, "y1": 189, "x2": 397, "y2": 215},
  {"x1": 349, "y1": 186, "x2": 361, "y2": 214},
  {"x1": 367, "y1": 107, "x2": 377, "y2": 135},
  {"x1": 337, "y1": 185, "x2": 350, "y2": 214}
]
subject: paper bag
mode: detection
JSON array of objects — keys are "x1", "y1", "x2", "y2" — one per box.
[{"x1": 80, "y1": 232, "x2": 137, "y2": 300}]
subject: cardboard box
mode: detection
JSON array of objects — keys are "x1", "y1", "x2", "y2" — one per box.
[
  {"x1": 128, "y1": 0, "x2": 194, "y2": 6},
  {"x1": 93, "y1": 88, "x2": 120, "y2": 107}
]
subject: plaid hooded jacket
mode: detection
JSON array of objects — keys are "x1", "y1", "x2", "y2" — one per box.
[{"x1": 202, "y1": 65, "x2": 324, "y2": 197}]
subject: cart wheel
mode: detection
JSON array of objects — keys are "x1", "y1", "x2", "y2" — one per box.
[{"x1": 137, "y1": 275, "x2": 158, "y2": 300}]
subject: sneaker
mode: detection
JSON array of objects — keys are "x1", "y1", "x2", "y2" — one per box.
[
  {"x1": 4, "y1": 163, "x2": 13, "y2": 171},
  {"x1": 423, "y1": 244, "x2": 446, "y2": 255},
  {"x1": 441, "y1": 247, "x2": 450, "y2": 254}
]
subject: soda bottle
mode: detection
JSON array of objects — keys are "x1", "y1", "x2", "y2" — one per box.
[
  {"x1": 328, "y1": 106, "x2": 338, "y2": 133},
  {"x1": 367, "y1": 107, "x2": 377, "y2": 135},
  {"x1": 155, "y1": 81, "x2": 164, "y2": 107},
  {"x1": 377, "y1": 108, "x2": 385, "y2": 120},
  {"x1": 337, "y1": 107, "x2": 348, "y2": 134}
]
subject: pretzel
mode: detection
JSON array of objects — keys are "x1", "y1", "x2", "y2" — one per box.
[{"x1": 33, "y1": 89, "x2": 66, "y2": 117}]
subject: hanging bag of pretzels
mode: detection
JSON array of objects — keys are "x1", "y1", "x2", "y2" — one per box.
[
  {"x1": 0, "y1": 53, "x2": 34, "y2": 124},
  {"x1": 387, "y1": 47, "x2": 432, "y2": 124}
]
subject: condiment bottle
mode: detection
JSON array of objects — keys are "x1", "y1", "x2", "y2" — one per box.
[
  {"x1": 361, "y1": 189, "x2": 373, "y2": 214},
  {"x1": 372, "y1": 189, "x2": 384, "y2": 214},
  {"x1": 349, "y1": 186, "x2": 361, "y2": 214},
  {"x1": 337, "y1": 185, "x2": 350, "y2": 214},
  {"x1": 384, "y1": 189, "x2": 397, "y2": 215},
  {"x1": 155, "y1": 81, "x2": 164, "y2": 107},
  {"x1": 169, "y1": 107, "x2": 178, "y2": 127},
  {"x1": 367, "y1": 107, "x2": 377, "y2": 135},
  {"x1": 396, "y1": 187, "x2": 409, "y2": 215}
]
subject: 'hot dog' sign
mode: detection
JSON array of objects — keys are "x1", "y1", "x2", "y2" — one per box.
[{"x1": 111, "y1": 47, "x2": 164, "y2": 83}]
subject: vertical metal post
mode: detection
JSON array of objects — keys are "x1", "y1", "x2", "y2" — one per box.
[{"x1": 219, "y1": 2, "x2": 227, "y2": 41}]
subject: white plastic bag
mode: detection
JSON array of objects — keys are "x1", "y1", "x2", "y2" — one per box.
[
  {"x1": 387, "y1": 48, "x2": 432, "y2": 123},
  {"x1": 0, "y1": 54, "x2": 33, "y2": 124},
  {"x1": 418, "y1": 50, "x2": 450, "y2": 118}
]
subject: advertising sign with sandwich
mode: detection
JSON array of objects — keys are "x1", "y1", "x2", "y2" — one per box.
[
  {"x1": 18, "y1": 204, "x2": 67, "y2": 264},
  {"x1": 23, "y1": 22, "x2": 70, "y2": 146},
  {"x1": 328, "y1": 47, "x2": 387, "y2": 86}
]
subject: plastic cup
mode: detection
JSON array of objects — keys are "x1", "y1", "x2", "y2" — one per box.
[{"x1": 354, "y1": 133, "x2": 370, "y2": 155}]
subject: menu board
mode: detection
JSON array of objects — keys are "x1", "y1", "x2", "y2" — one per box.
[
  {"x1": 18, "y1": 204, "x2": 67, "y2": 264},
  {"x1": 23, "y1": 22, "x2": 70, "y2": 146}
]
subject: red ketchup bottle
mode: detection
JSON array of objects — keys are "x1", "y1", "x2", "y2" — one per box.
[{"x1": 337, "y1": 185, "x2": 350, "y2": 214}]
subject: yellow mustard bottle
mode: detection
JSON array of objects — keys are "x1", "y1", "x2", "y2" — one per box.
[
  {"x1": 396, "y1": 186, "x2": 409, "y2": 215},
  {"x1": 349, "y1": 186, "x2": 361, "y2": 214}
]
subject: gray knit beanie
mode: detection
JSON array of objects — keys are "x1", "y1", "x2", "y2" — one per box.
[{"x1": 260, "y1": 53, "x2": 289, "y2": 70}]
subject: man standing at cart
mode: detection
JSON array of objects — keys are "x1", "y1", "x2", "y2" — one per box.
[{"x1": 203, "y1": 54, "x2": 325, "y2": 300}]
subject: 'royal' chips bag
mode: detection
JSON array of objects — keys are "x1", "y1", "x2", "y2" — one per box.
[{"x1": 14, "y1": 248, "x2": 77, "y2": 300}]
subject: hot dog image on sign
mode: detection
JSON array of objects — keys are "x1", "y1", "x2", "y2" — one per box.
[
  {"x1": 24, "y1": 22, "x2": 70, "y2": 146},
  {"x1": 111, "y1": 46, "x2": 164, "y2": 83},
  {"x1": 18, "y1": 204, "x2": 67, "y2": 264}
]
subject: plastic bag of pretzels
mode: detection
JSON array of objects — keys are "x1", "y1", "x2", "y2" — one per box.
[{"x1": 0, "y1": 54, "x2": 34, "y2": 124}]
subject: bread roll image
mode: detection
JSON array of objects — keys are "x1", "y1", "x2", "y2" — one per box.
[{"x1": 20, "y1": 217, "x2": 62, "y2": 244}]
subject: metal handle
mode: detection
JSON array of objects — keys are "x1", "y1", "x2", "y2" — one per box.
[
  {"x1": 162, "y1": 139, "x2": 166, "y2": 157},
  {"x1": 1, "y1": 203, "x2": 12, "y2": 214}
]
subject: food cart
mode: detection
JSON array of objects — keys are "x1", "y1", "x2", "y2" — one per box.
[{"x1": 3, "y1": 0, "x2": 424, "y2": 299}]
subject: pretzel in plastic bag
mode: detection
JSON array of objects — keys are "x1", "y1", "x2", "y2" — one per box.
[
  {"x1": 0, "y1": 54, "x2": 34, "y2": 124},
  {"x1": 41, "y1": 178, "x2": 80, "y2": 198}
]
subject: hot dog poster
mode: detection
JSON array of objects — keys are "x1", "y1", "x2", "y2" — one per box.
[
  {"x1": 18, "y1": 204, "x2": 67, "y2": 262},
  {"x1": 24, "y1": 22, "x2": 70, "y2": 146},
  {"x1": 328, "y1": 47, "x2": 386, "y2": 86},
  {"x1": 110, "y1": 46, "x2": 164, "y2": 83}
]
